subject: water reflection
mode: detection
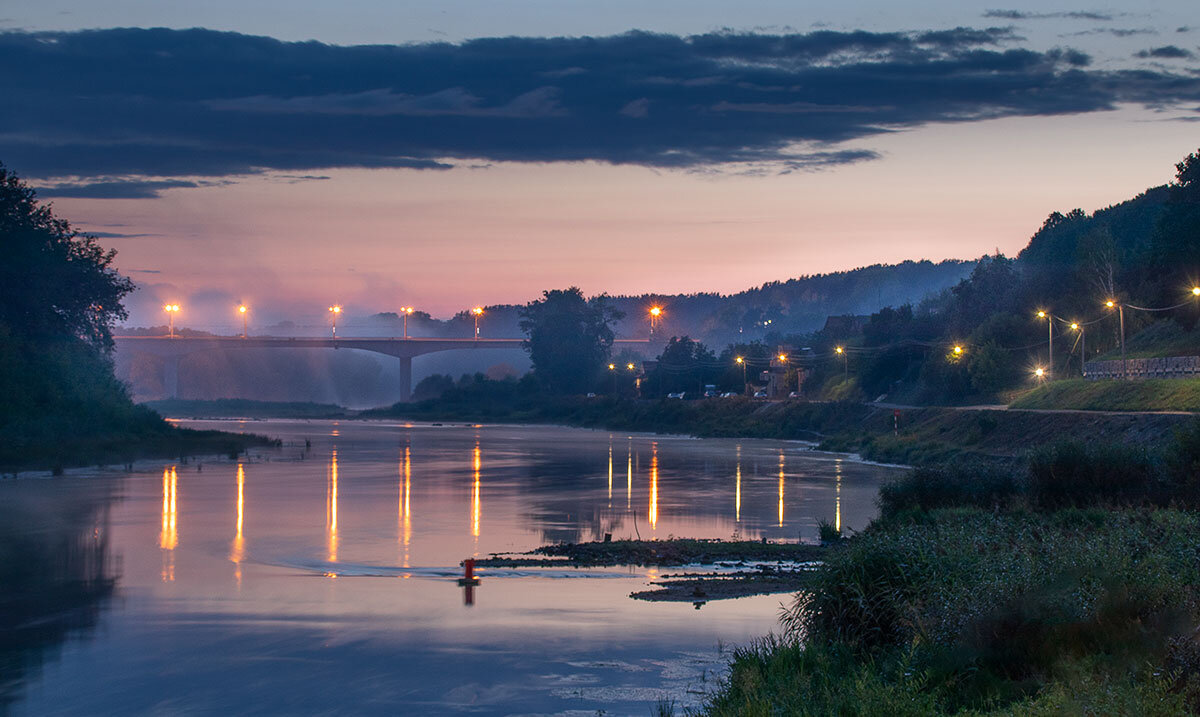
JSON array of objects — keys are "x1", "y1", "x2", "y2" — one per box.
[
  {"x1": 399, "y1": 445, "x2": 411, "y2": 569},
  {"x1": 471, "y1": 441, "x2": 482, "y2": 543},
  {"x1": 735, "y1": 444, "x2": 742, "y2": 523},
  {"x1": 648, "y1": 442, "x2": 658, "y2": 530},
  {"x1": 777, "y1": 450, "x2": 785, "y2": 528},
  {"x1": 0, "y1": 481, "x2": 118, "y2": 710},
  {"x1": 160, "y1": 466, "x2": 177, "y2": 581},
  {"x1": 230, "y1": 462, "x2": 245, "y2": 585},
  {"x1": 836, "y1": 458, "x2": 843, "y2": 534},
  {"x1": 327, "y1": 451, "x2": 338, "y2": 565},
  {"x1": 6, "y1": 421, "x2": 903, "y2": 716}
]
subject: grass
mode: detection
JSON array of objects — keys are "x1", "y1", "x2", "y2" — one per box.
[
  {"x1": 704, "y1": 508, "x2": 1200, "y2": 716},
  {"x1": 1010, "y1": 377, "x2": 1200, "y2": 412},
  {"x1": 700, "y1": 432, "x2": 1200, "y2": 715}
]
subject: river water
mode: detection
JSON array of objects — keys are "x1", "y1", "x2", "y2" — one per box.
[{"x1": 2, "y1": 420, "x2": 902, "y2": 715}]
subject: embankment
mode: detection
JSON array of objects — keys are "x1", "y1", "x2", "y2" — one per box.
[{"x1": 368, "y1": 397, "x2": 1196, "y2": 466}]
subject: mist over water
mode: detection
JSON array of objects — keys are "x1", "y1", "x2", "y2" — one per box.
[{"x1": 3, "y1": 420, "x2": 901, "y2": 715}]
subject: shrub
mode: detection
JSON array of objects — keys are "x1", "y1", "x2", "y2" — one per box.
[
  {"x1": 1028, "y1": 440, "x2": 1162, "y2": 508},
  {"x1": 878, "y1": 462, "x2": 1023, "y2": 516}
]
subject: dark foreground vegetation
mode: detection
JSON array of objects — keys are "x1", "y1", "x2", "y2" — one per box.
[
  {"x1": 701, "y1": 421, "x2": 1200, "y2": 716},
  {"x1": 0, "y1": 163, "x2": 269, "y2": 473}
]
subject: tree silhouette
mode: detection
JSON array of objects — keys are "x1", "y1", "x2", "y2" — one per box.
[{"x1": 519, "y1": 287, "x2": 623, "y2": 394}]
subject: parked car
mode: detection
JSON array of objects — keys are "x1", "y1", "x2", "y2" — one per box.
[
  {"x1": 586, "y1": 392, "x2": 597, "y2": 398},
  {"x1": 667, "y1": 392, "x2": 686, "y2": 399},
  {"x1": 753, "y1": 390, "x2": 767, "y2": 399},
  {"x1": 720, "y1": 392, "x2": 737, "y2": 398},
  {"x1": 788, "y1": 391, "x2": 802, "y2": 399}
]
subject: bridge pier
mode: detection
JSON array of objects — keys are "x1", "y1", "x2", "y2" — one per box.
[
  {"x1": 398, "y1": 355, "x2": 412, "y2": 403},
  {"x1": 162, "y1": 355, "x2": 180, "y2": 399}
]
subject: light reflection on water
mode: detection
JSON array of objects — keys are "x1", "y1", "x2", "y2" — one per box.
[{"x1": 4, "y1": 420, "x2": 902, "y2": 715}]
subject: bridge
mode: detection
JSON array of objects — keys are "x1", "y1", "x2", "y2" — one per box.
[{"x1": 114, "y1": 335, "x2": 655, "y2": 402}]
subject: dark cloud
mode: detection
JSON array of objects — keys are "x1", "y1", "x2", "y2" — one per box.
[
  {"x1": 1, "y1": 26, "x2": 1199, "y2": 193},
  {"x1": 84, "y1": 231, "x2": 161, "y2": 238},
  {"x1": 1135, "y1": 45, "x2": 1195, "y2": 59},
  {"x1": 34, "y1": 179, "x2": 203, "y2": 198},
  {"x1": 984, "y1": 9, "x2": 1114, "y2": 21},
  {"x1": 1064, "y1": 28, "x2": 1157, "y2": 38}
]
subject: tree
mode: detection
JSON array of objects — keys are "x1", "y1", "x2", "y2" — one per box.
[
  {"x1": 648, "y1": 336, "x2": 719, "y2": 396},
  {"x1": 519, "y1": 287, "x2": 623, "y2": 394},
  {"x1": 0, "y1": 163, "x2": 133, "y2": 349}
]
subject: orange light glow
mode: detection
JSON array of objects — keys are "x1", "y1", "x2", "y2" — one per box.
[
  {"x1": 649, "y1": 443, "x2": 658, "y2": 529},
  {"x1": 649, "y1": 306, "x2": 662, "y2": 317},
  {"x1": 327, "y1": 450, "x2": 339, "y2": 564},
  {"x1": 237, "y1": 305, "x2": 247, "y2": 314},
  {"x1": 160, "y1": 466, "x2": 178, "y2": 581},
  {"x1": 329, "y1": 305, "x2": 342, "y2": 313},
  {"x1": 471, "y1": 306, "x2": 484, "y2": 316}
]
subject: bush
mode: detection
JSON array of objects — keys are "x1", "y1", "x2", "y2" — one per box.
[
  {"x1": 1028, "y1": 440, "x2": 1162, "y2": 508},
  {"x1": 878, "y1": 462, "x2": 1024, "y2": 516}
]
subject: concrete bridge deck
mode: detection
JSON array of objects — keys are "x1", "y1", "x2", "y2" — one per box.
[{"x1": 114, "y1": 335, "x2": 653, "y2": 401}]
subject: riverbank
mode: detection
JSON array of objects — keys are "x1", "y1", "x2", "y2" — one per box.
[
  {"x1": 366, "y1": 395, "x2": 1196, "y2": 466},
  {"x1": 695, "y1": 423, "x2": 1200, "y2": 715},
  {"x1": 144, "y1": 398, "x2": 351, "y2": 419},
  {"x1": 2, "y1": 419, "x2": 278, "y2": 475},
  {"x1": 1010, "y1": 377, "x2": 1200, "y2": 412}
]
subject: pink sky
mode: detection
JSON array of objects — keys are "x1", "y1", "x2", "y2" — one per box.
[{"x1": 54, "y1": 106, "x2": 1199, "y2": 332}]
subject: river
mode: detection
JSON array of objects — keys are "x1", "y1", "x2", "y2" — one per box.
[{"x1": 1, "y1": 419, "x2": 903, "y2": 715}]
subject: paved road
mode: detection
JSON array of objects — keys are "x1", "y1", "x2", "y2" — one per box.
[{"x1": 869, "y1": 401, "x2": 1197, "y2": 417}]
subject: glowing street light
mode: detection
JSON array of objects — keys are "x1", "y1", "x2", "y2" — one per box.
[
  {"x1": 238, "y1": 304, "x2": 248, "y2": 338},
  {"x1": 1193, "y1": 287, "x2": 1200, "y2": 297},
  {"x1": 1036, "y1": 310, "x2": 1053, "y2": 373},
  {"x1": 649, "y1": 306, "x2": 663, "y2": 337},
  {"x1": 608, "y1": 363, "x2": 616, "y2": 370},
  {"x1": 1034, "y1": 367, "x2": 1045, "y2": 379},
  {"x1": 329, "y1": 305, "x2": 342, "y2": 337},
  {"x1": 163, "y1": 303, "x2": 180, "y2": 338},
  {"x1": 1105, "y1": 299, "x2": 1126, "y2": 379},
  {"x1": 953, "y1": 345, "x2": 963, "y2": 355},
  {"x1": 626, "y1": 363, "x2": 636, "y2": 371},
  {"x1": 736, "y1": 356, "x2": 746, "y2": 387},
  {"x1": 834, "y1": 346, "x2": 847, "y2": 380},
  {"x1": 400, "y1": 306, "x2": 415, "y2": 338},
  {"x1": 471, "y1": 306, "x2": 484, "y2": 339}
]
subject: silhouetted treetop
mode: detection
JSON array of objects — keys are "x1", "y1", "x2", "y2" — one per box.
[{"x1": 0, "y1": 163, "x2": 133, "y2": 348}]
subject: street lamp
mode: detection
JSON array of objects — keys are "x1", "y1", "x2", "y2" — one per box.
[
  {"x1": 1034, "y1": 367, "x2": 1045, "y2": 379},
  {"x1": 329, "y1": 305, "x2": 342, "y2": 337},
  {"x1": 835, "y1": 346, "x2": 847, "y2": 380},
  {"x1": 1193, "y1": 287, "x2": 1200, "y2": 297},
  {"x1": 163, "y1": 303, "x2": 180, "y2": 338},
  {"x1": 626, "y1": 363, "x2": 636, "y2": 371},
  {"x1": 1069, "y1": 322, "x2": 1086, "y2": 377},
  {"x1": 471, "y1": 307, "x2": 484, "y2": 338},
  {"x1": 649, "y1": 306, "x2": 663, "y2": 337},
  {"x1": 238, "y1": 304, "x2": 248, "y2": 338},
  {"x1": 953, "y1": 345, "x2": 963, "y2": 356},
  {"x1": 400, "y1": 306, "x2": 415, "y2": 339},
  {"x1": 1037, "y1": 310, "x2": 1053, "y2": 372},
  {"x1": 1105, "y1": 299, "x2": 1126, "y2": 379},
  {"x1": 735, "y1": 356, "x2": 746, "y2": 389}
]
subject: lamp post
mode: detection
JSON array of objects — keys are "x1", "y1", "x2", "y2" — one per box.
[
  {"x1": 329, "y1": 305, "x2": 342, "y2": 337},
  {"x1": 1037, "y1": 310, "x2": 1053, "y2": 374},
  {"x1": 649, "y1": 306, "x2": 662, "y2": 337},
  {"x1": 1070, "y1": 322, "x2": 1085, "y2": 377},
  {"x1": 835, "y1": 346, "x2": 847, "y2": 380},
  {"x1": 471, "y1": 307, "x2": 484, "y2": 339},
  {"x1": 400, "y1": 306, "x2": 415, "y2": 339},
  {"x1": 163, "y1": 304, "x2": 180, "y2": 338},
  {"x1": 735, "y1": 356, "x2": 746, "y2": 391},
  {"x1": 238, "y1": 304, "x2": 248, "y2": 338},
  {"x1": 1106, "y1": 300, "x2": 1125, "y2": 379}
]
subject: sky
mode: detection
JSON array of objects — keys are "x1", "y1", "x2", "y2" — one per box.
[{"x1": 3, "y1": 1, "x2": 1199, "y2": 331}]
